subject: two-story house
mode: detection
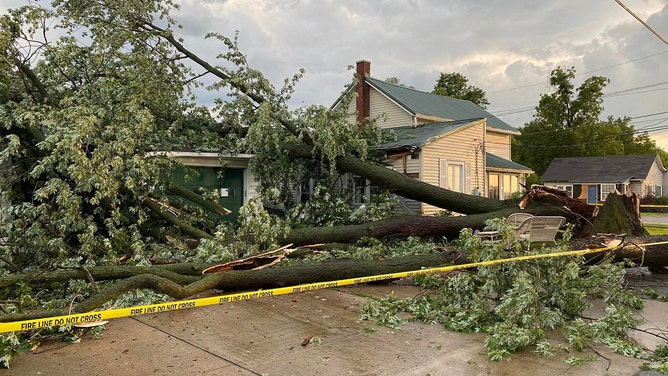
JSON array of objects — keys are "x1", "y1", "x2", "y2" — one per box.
[{"x1": 333, "y1": 60, "x2": 532, "y2": 215}]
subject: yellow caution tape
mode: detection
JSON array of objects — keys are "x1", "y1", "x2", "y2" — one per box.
[{"x1": 0, "y1": 243, "x2": 639, "y2": 333}]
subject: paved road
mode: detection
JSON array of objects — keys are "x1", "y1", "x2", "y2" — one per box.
[
  {"x1": 4, "y1": 284, "x2": 666, "y2": 376},
  {"x1": 642, "y1": 213, "x2": 668, "y2": 225}
]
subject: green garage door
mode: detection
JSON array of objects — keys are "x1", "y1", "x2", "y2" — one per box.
[{"x1": 173, "y1": 166, "x2": 244, "y2": 222}]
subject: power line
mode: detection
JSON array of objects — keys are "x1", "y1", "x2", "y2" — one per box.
[
  {"x1": 489, "y1": 82, "x2": 668, "y2": 118},
  {"x1": 512, "y1": 121, "x2": 668, "y2": 149},
  {"x1": 508, "y1": 111, "x2": 668, "y2": 137},
  {"x1": 614, "y1": 0, "x2": 668, "y2": 45},
  {"x1": 603, "y1": 80, "x2": 668, "y2": 97},
  {"x1": 488, "y1": 50, "x2": 668, "y2": 94}
]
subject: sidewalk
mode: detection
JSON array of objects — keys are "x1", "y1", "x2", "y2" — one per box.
[{"x1": 4, "y1": 283, "x2": 666, "y2": 376}]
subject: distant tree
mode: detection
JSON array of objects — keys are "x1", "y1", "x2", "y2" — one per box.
[
  {"x1": 432, "y1": 72, "x2": 489, "y2": 108},
  {"x1": 512, "y1": 67, "x2": 664, "y2": 178},
  {"x1": 384, "y1": 77, "x2": 414, "y2": 89}
]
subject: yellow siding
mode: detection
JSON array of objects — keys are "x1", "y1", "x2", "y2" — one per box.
[
  {"x1": 369, "y1": 90, "x2": 414, "y2": 128},
  {"x1": 485, "y1": 131, "x2": 511, "y2": 160},
  {"x1": 420, "y1": 121, "x2": 486, "y2": 215},
  {"x1": 338, "y1": 88, "x2": 413, "y2": 129}
]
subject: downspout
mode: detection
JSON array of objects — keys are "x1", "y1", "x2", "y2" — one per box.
[{"x1": 483, "y1": 122, "x2": 487, "y2": 196}]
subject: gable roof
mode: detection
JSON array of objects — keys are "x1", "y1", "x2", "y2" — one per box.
[
  {"x1": 542, "y1": 154, "x2": 664, "y2": 183},
  {"x1": 365, "y1": 77, "x2": 519, "y2": 134},
  {"x1": 376, "y1": 119, "x2": 481, "y2": 152}
]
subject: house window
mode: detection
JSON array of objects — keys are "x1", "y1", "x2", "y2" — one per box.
[
  {"x1": 648, "y1": 184, "x2": 663, "y2": 197},
  {"x1": 502, "y1": 175, "x2": 519, "y2": 199},
  {"x1": 600, "y1": 184, "x2": 616, "y2": 201},
  {"x1": 300, "y1": 180, "x2": 314, "y2": 202},
  {"x1": 353, "y1": 176, "x2": 367, "y2": 204},
  {"x1": 442, "y1": 161, "x2": 464, "y2": 193},
  {"x1": 351, "y1": 176, "x2": 383, "y2": 204},
  {"x1": 489, "y1": 173, "x2": 499, "y2": 200},
  {"x1": 555, "y1": 185, "x2": 574, "y2": 198}
]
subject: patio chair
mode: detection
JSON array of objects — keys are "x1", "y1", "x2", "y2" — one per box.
[
  {"x1": 506, "y1": 213, "x2": 534, "y2": 228},
  {"x1": 513, "y1": 216, "x2": 566, "y2": 244}
]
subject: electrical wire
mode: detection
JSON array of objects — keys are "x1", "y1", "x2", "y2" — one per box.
[{"x1": 614, "y1": 0, "x2": 668, "y2": 45}]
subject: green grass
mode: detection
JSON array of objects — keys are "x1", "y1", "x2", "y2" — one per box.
[
  {"x1": 644, "y1": 224, "x2": 668, "y2": 236},
  {"x1": 641, "y1": 212, "x2": 668, "y2": 235}
]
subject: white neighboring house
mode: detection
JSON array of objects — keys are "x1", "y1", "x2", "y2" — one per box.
[{"x1": 541, "y1": 154, "x2": 666, "y2": 204}]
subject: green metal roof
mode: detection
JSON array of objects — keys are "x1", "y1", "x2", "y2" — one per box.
[
  {"x1": 376, "y1": 119, "x2": 480, "y2": 151},
  {"x1": 486, "y1": 153, "x2": 533, "y2": 172},
  {"x1": 366, "y1": 77, "x2": 519, "y2": 134}
]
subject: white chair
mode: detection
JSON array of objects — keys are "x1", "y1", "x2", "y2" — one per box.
[
  {"x1": 513, "y1": 216, "x2": 565, "y2": 244},
  {"x1": 506, "y1": 213, "x2": 534, "y2": 228}
]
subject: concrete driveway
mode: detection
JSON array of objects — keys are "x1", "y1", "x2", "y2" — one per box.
[{"x1": 4, "y1": 283, "x2": 666, "y2": 376}]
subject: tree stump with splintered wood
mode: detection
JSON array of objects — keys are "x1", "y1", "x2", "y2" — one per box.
[{"x1": 585, "y1": 192, "x2": 647, "y2": 236}]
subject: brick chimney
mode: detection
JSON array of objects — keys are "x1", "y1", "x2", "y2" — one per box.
[{"x1": 356, "y1": 60, "x2": 371, "y2": 126}]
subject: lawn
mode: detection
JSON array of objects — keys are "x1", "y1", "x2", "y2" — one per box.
[{"x1": 644, "y1": 224, "x2": 668, "y2": 236}]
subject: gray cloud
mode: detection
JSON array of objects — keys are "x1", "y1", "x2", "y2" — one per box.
[{"x1": 3, "y1": 1, "x2": 667, "y2": 146}]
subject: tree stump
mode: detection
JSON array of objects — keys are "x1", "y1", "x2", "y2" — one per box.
[{"x1": 585, "y1": 192, "x2": 647, "y2": 236}]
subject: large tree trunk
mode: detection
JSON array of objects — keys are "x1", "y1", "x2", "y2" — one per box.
[
  {"x1": 283, "y1": 206, "x2": 567, "y2": 246},
  {"x1": 4, "y1": 234, "x2": 666, "y2": 323},
  {"x1": 0, "y1": 252, "x2": 461, "y2": 322},
  {"x1": 335, "y1": 155, "x2": 502, "y2": 215}
]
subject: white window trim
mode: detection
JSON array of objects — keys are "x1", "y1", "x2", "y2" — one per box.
[
  {"x1": 441, "y1": 160, "x2": 465, "y2": 193},
  {"x1": 555, "y1": 184, "x2": 573, "y2": 198},
  {"x1": 600, "y1": 184, "x2": 616, "y2": 201}
]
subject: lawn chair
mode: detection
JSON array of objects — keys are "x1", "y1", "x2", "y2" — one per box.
[
  {"x1": 513, "y1": 216, "x2": 565, "y2": 244},
  {"x1": 506, "y1": 213, "x2": 533, "y2": 229}
]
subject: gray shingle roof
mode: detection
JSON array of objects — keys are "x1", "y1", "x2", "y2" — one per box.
[
  {"x1": 542, "y1": 154, "x2": 663, "y2": 183},
  {"x1": 366, "y1": 77, "x2": 519, "y2": 134}
]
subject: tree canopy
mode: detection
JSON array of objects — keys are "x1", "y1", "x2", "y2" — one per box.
[
  {"x1": 432, "y1": 72, "x2": 489, "y2": 109},
  {"x1": 512, "y1": 66, "x2": 666, "y2": 179}
]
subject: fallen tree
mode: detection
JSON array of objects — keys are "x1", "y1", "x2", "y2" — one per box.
[
  {"x1": 0, "y1": 250, "x2": 462, "y2": 321},
  {"x1": 0, "y1": 2, "x2": 666, "y2": 329},
  {"x1": 3, "y1": 225, "x2": 666, "y2": 323}
]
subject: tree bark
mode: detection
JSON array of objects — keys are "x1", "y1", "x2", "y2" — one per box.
[
  {"x1": 283, "y1": 203, "x2": 572, "y2": 246},
  {"x1": 334, "y1": 155, "x2": 502, "y2": 215},
  {"x1": 0, "y1": 251, "x2": 460, "y2": 322},
  {"x1": 586, "y1": 191, "x2": 647, "y2": 236}
]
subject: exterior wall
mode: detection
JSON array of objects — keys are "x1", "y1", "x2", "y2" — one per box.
[
  {"x1": 630, "y1": 181, "x2": 644, "y2": 196},
  {"x1": 420, "y1": 121, "x2": 486, "y2": 215},
  {"x1": 368, "y1": 90, "x2": 415, "y2": 129},
  {"x1": 340, "y1": 87, "x2": 414, "y2": 129},
  {"x1": 485, "y1": 131, "x2": 512, "y2": 160},
  {"x1": 644, "y1": 161, "x2": 664, "y2": 197}
]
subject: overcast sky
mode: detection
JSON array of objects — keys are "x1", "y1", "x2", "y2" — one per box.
[
  {"x1": 171, "y1": 0, "x2": 668, "y2": 147},
  {"x1": 3, "y1": 1, "x2": 667, "y2": 147}
]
